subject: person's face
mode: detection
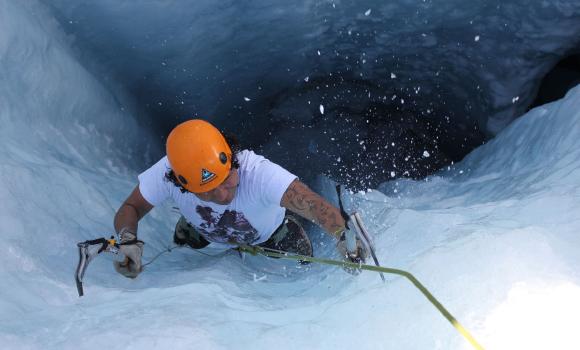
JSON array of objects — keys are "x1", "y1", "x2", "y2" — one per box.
[{"x1": 194, "y1": 168, "x2": 239, "y2": 205}]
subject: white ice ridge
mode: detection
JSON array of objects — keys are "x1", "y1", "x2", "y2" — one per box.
[{"x1": 1, "y1": 1, "x2": 580, "y2": 349}]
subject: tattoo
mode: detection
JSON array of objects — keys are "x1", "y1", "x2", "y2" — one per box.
[{"x1": 281, "y1": 180, "x2": 345, "y2": 237}]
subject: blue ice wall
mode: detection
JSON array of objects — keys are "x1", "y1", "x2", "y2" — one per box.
[
  {"x1": 1, "y1": 1, "x2": 580, "y2": 349},
  {"x1": 0, "y1": 0, "x2": 157, "y2": 315},
  {"x1": 42, "y1": 0, "x2": 580, "y2": 188}
]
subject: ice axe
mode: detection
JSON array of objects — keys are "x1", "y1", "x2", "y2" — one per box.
[
  {"x1": 74, "y1": 234, "x2": 146, "y2": 297},
  {"x1": 336, "y1": 185, "x2": 386, "y2": 282}
]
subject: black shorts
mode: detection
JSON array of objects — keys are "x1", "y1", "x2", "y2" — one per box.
[
  {"x1": 258, "y1": 213, "x2": 313, "y2": 257},
  {"x1": 173, "y1": 213, "x2": 313, "y2": 257},
  {"x1": 173, "y1": 216, "x2": 211, "y2": 249}
]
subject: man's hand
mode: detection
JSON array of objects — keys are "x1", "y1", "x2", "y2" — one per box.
[
  {"x1": 336, "y1": 228, "x2": 369, "y2": 275},
  {"x1": 113, "y1": 228, "x2": 144, "y2": 279}
]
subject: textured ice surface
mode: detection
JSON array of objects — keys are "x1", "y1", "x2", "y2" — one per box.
[
  {"x1": 43, "y1": 0, "x2": 580, "y2": 135},
  {"x1": 1, "y1": 1, "x2": 580, "y2": 349},
  {"x1": 38, "y1": 0, "x2": 580, "y2": 191}
]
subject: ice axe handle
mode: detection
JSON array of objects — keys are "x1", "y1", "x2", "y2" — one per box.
[
  {"x1": 335, "y1": 185, "x2": 350, "y2": 225},
  {"x1": 336, "y1": 185, "x2": 359, "y2": 256}
]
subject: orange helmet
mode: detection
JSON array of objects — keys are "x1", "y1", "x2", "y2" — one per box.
[{"x1": 166, "y1": 119, "x2": 232, "y2": 193}]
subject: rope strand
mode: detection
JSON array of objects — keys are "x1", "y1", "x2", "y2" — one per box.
[
  {"x1": 237, "y1": 245, "x2": 485, "y2": 350},
  {"x1": 142, "y1": 244, "x2": 181, "y2": 267},
  {"x1": 139, "y1": 243, "x2": 484, "y2": 350}
]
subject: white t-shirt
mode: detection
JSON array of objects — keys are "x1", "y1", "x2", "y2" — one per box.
[{"x1": 138, "y1": 150, "x2": 297, "y2": 246}]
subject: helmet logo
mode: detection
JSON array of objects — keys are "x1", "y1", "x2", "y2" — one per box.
[{"x1": 201, "y1": 168, "x2": 216, "y2": 184}]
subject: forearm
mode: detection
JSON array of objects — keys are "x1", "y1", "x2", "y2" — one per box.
[
  {"x1": 307, "y1": 201, "x2": 346, "y2": 239},
  {"x1": 281, "y1": 180, "x2": 346, "y2": 239},
  {"x1": 113, "y1": 203, "x2": 140, "y2": 234},
  {"x1": 114, "y1": 185, "x2": 154, "y2": 235}
]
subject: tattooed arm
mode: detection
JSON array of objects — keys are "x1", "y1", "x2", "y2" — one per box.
[{"x1": 280, "y1": 179, "x2": 345, "y2": 239}]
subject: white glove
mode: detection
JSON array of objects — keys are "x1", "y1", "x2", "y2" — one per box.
[
  {"x1": 113, "y1": 228, "x2": 144, "y2": 279},
  {"x1": 336, "y1": 228, "x2": 368, "y2": 275}
]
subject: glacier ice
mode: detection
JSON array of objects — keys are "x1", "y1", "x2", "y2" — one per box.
[{"x1": 1, "y1": 0, "x2": 580, "y2": 349}]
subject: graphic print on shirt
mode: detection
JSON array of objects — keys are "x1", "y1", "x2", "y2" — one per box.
[{"x1": 195, "y1": 205, "x2": 259, "y2": 244}]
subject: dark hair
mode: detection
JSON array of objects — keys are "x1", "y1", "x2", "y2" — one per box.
[{"x1": 164, "y1": 133, "x2": 241, "y2": 193}]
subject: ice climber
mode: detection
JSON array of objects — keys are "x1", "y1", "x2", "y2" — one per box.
[{"x1": 112, "y1": 119, "x2": 366, "y2": 278}]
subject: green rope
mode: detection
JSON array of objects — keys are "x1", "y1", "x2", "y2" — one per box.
[
  {"x1": 238, "y1": 245, "x2": 485, "y2": 350},
  {"x1": 143, "y1": 244, "x2": 233, "y2": 267},
  {"x1": 142, "y1": 244, "x2": 180, "y2": 267}
]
